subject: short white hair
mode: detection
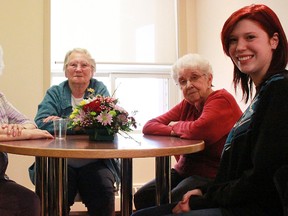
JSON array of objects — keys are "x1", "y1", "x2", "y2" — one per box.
[
  {"x1": 0, "y1": 46, "x2": 4, "y2": 75},
  {"x1": 171, "y1": 53, "x2": 213, "y2": 85}
]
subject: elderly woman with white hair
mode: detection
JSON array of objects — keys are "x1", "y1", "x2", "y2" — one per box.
[
  {"x1": 134, "y1": 53, "x2": 243, "y2": 210},
  {"x1": 0, "y1": 46, "x2": 53, "y2": 215}
]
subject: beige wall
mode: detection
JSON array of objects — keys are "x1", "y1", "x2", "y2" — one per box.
[
  {"x1": 0, "y1": 1, "x2": 45, "y2": 118},
  {"x1": 177, "y1": 0, "x2": 197, "y2": 56}
]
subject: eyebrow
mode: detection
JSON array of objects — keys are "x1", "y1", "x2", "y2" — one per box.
[{"x1": 230, "y1": 31, "x2": 258, "y2": 37}]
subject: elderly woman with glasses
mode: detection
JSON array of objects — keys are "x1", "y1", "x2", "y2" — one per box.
[
  {"x1": 30, "y1": 48, "x2": 120, "y2": 216},
  {"x1": 133, "y1": 53, "x2": 242, "y2": 210}
]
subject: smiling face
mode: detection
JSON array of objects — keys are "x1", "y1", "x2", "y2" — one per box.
[
  {"x1": 65, "y1": 52, "x2": 94, "y2": 86},
  {"x1": 178, "y1": 68, "x2": 213, "y2": 108},
  {"x1": 228, "y1": 19, "x2": 279, "y2": 86}
]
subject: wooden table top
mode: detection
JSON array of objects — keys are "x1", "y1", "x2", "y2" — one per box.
[{"x1": 0, "y1": 134, "x2": 204, "y2": 158}]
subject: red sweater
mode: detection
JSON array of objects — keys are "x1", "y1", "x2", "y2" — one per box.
[{"x1": 142, "y1": 89, "x2": 242, "y2": 178}]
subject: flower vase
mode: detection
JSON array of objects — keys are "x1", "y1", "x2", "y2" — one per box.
[{"x1": 87, "y1": 128, "x2": 115, "y2": 142}]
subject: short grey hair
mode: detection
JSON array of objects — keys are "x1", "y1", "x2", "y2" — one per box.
[
  {"x1": 63, "y1": 48, "x2": 96, "y2": 73},
  {"x1": 171, "y1": 53, "x2": 213, "y2": 84}
]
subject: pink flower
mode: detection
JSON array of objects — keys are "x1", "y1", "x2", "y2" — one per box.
[
  {"x1": 96, "y1": 111, "x2": 113, "y2": 126},
  {"x1": 117, "y1": 114, "x2": 128, "y2": 125}
]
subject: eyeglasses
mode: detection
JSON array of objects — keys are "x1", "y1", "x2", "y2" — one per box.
[
  {"x1": 67, "y1": 62, "x2": 91, "y2": 70},
  {"x1": 178, "y1": 74, "x2": 206, "y2": 88}
]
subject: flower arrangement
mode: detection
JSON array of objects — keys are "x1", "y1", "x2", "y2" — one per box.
[{"x1": 68, "y1": 89, "x2": 137, "y2": 137}]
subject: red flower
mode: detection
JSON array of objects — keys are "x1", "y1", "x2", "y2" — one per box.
[{"x1": 83, "y1": 99, "x2": 102, "y2": 113}]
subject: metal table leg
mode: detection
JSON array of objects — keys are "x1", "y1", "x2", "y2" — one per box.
[
  {"x1": 49, "y1": 157, "x2": 68, "y2": 216},
  {"x1": 155, "y1": 156, "x2": 171, "y2": 205},
  {"x1": 35, "y1": 157, "x2": 48, "y2": 216},
  {"x1": 35, "y1": 157, "x2": 68, "y2": 216},
  {"x1": 36, "y1": 156, "x2": 170, "y2": 215},
  {"x1": 120, "y1": 156, "x2": 170, "y2": 216},
  {"x1": 121, "y1": 158, "x2": 133, "y2": 216}
]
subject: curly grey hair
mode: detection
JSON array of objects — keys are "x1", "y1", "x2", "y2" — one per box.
[{"x1": 171, "y1": 53, "x2": 213, "y2": 85}]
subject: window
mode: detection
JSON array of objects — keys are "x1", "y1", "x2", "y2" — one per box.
[{"x1": 50, "y1": 0, "x2": 179, "y2": 132}]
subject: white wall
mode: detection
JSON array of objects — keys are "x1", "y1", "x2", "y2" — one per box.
[{"x1": 195, "y1": 0, "x2": 288, "y2": 111}]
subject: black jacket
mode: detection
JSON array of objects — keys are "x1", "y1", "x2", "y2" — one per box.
[{"x1": 189, "y1": 71, "x2": 288, "y2": 216}]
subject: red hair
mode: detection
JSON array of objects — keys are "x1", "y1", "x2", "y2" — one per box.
[{"x1": 221, "y1": 4, "x2": 288, "y2": 102}]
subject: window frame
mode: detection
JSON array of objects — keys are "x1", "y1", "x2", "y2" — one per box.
[{"x1": 46, "y1": 0, "x2": 181, "y2": 134}]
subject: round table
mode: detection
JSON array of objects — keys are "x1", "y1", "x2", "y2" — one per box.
[{"x1": 0, "y1": 134, "x2": 204, "y2": 216}]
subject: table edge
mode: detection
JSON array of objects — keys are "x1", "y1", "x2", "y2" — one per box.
[{"x1": 0, "y1": 140, "x2": 204, "y2": 158}]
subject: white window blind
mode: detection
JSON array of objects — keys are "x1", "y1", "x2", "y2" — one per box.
[{"x1": 50, "y1": 0, "x2": 179, "y2": 132}]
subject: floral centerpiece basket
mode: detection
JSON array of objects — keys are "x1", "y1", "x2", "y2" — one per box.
[{"x1": 68, "y1": 89, "x2": 137, "y2": 141}]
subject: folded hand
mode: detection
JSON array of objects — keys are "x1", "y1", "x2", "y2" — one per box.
[{"x1": 172, "y1": 189, "x2": 203, "y2": 214}]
